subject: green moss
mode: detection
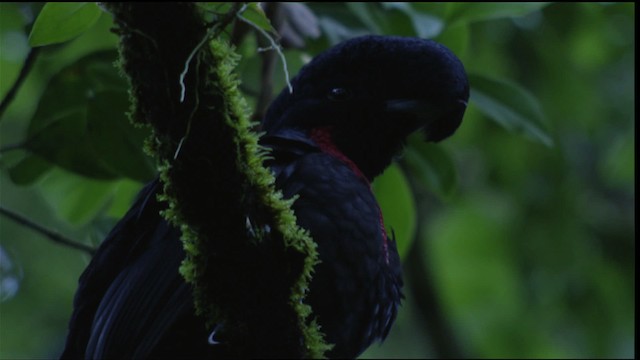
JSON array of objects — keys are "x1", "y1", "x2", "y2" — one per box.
[
  {"x1": 108, "y1": 3, "x2": 330, "y2": 357},
  {"x1": 199, "y1": 38, "x2": 330, "y2": 357}
]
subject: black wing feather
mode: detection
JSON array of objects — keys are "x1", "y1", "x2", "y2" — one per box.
[{"x1": 61, "y1": 180, "x2": 209, "y2": 359}]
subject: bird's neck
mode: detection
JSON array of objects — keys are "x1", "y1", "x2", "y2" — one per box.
[
  {"x1": 309, "y1": 127, "x2": 370, "y2": 184},
  {"x1": 310, "y1": 126, "x2": 396, "y2": 182},
  {"x1": 263, "y1": 126, "x2": 393, "y2": 182},
  {"x1": 309, "y1": 126, "x2": 391, "y2": 264}
]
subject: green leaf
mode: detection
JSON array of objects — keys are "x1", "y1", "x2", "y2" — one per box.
[
  {"x1": 24, "y1": 110, "x2": 119, "y2": 179},
  {"x1": 0, "y1": 3, "x2": 30, "y2": 99},
  {"x1": 372, "y1": 163, "x2": 417, "y2": 260},
  {"x1": 409, "y1": 2, "x2": 453, "y2": 20},
  {"x1": 346, "y1": 3, "x2": 383, "y2": 33},
  {"x1": 197, "y1": 2, "x2": 235, "y2": 15},
  {"x1": 241, "y1": 3, "x2": 275, "y2": 33},
  {"x1": 307, "y1": 3, "x2": 369, "y2": 44},
  {"x1": 446, "y1": 3, "x2": 551, "y2": 26},
  {"x1": 599, "y1": 132, "x2": 634, "y2": 189},
  {"x1": 22, "y1": 51, "x2": 151, "y2": 180},
  {"x1": 106, "y1": 179, "x2": 145, "y2": 218},
  {"x1": 28, "y1": 51, "x2": 121, "y2": 135},
  {"x1": 435, "y1": 22, "x2": 469, "y2": 59},
  {"x1": 8, "y1": 154, "x2": 53, "y2": 185},
  {"x1": 404, "y1": 135, "x2": 458, "y2": 200},
  {"x1": 382, "y1": 2, "x2": 445, "y2": 38},
  {"x1": 469, "y1": 73, "x2": 553, "y2": 147},
  {"x1": 86, "y1": 91, "x2": 155, "y2": 182},
  {"x1": 425, "y1": 194, "x2": 526, "y2": 357},
  {"x1": 84, "y1": 61, "x2": 129, "y2": 91},
  {"x1": 37, "y1": 168, "x2": 120, "y2": 225},
  {"x1": 29, "y1": 2, "x2": 102, "y2": 47}
]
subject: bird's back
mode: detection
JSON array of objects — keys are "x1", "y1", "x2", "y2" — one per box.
[
  {"x1": 266, "y1": 133, "x2": 403, "y2": 358},
  {"x1": 62, "y1": 135, "x2": 402, "y2": 359}
]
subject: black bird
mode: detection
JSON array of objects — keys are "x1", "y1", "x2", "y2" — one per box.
[{"x1": 61, "y1": 35, "x2": 469, "y2": 359}]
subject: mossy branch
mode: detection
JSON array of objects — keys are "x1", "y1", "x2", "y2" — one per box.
[{"x1": 104, "y1": 3, "x2": 329, "y2": 358}]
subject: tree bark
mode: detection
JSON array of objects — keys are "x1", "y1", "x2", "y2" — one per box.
[{"x1": 104, "y1": 3, "x2": 328, "y2": 358}]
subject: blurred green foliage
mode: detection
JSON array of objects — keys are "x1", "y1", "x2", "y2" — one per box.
[{"x1": 0, "y1": 2, "x2": 634, "y2": 359}]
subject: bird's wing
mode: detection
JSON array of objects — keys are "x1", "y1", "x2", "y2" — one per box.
[
  {"x1": 61, "y1": 180, "x2": 210, "y2": 359},
  {"x1": 273, "y1": 151, "x2": 402, "y2": 358}
]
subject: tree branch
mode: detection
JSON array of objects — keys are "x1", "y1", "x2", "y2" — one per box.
[
  {"x1": 0, "y1": 205, "x2": 95, "y2": 255},
  {"x1": 104, "y1": 3, "x2": 327, "y2": 357}
]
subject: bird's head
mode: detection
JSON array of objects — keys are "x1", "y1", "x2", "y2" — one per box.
[{"x1": 263, "y1": 35, "x2": 469, "y2": 181}]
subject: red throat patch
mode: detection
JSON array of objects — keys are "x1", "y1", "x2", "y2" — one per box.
[
  {"x1": 309, "y1": 127, "x2": 368, "y2": 183},
  {"x1": 309, "y1": 126, "x2": 390, "y2": 264}
]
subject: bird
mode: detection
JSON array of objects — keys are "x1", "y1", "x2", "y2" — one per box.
[{"x1": 60, "y1": 35, "x2": 469, "y2": 359}]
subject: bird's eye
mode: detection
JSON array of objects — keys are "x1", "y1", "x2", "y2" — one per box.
[{"x1": 327, "y1": 87, "x2": 351, "y2": 101}]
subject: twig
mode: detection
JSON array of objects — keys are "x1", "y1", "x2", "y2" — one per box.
[
  {"x1": 0, "y1": 142, "x2": 24, "y2": 154},
  {"x1": 236, "y1": 6, "x2": 293, "y2": 94},
  {"x1": 179, "y1": 2, "x2": 244, "y2": 103},
  {"x1": 0, "y1": 205, "x2": 96, "y2": 255},
  {"x1": 253, "y1": 2, "x2": 282, "y2": 121},
  {"x1": 175, "y1": 56, "x2": 201, "y2": 160},
  {"x1": 0, "y1": 47, "x2": 40, "y2": 121},
  {"x1": 179, "y1": 27, "x2": 215, "y2": 103}
]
